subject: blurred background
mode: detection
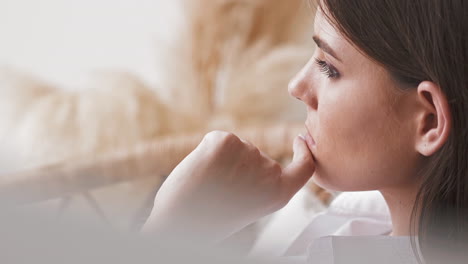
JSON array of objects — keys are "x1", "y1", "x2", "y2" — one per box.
[
  {"x1": 0, "y1": 0, "x2": 176, "y2": 90},
  {"x1": 0, "y1": 0, "x2": 329, "y2": 254}
]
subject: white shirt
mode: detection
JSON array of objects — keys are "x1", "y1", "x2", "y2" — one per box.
[
  {"x1": 251, "y1": 191, "x2": 392, "y2": 257},
  {"x1": 251, "y1": 191, "x2": 424, "y2": 264},
  {"x1": 250, "y1": 191, "x2": 419, "y2": 263},
  {"x1": 285, "y1": 191, "x2": 392, "y2": 256}
]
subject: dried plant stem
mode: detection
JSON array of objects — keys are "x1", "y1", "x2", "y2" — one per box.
[{"x1": 0, "y1": 123, "x2": 304, "y2": 204}]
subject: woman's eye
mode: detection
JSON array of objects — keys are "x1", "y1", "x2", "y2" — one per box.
[{"x1": 315, "y1": 58, "x2": 340, "y2": 79}]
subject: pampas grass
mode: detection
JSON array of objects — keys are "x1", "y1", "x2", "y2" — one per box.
[
  {"x1": 0, "y1": 0, "x2": 316, "y2": 228},
  {"x1": 0, "y1": 0, "x2": 314, "y2": 171}
]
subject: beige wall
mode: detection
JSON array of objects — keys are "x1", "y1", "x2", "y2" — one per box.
[{"x1": 0, "y1": 0, "x2": 181, "y2": 90}]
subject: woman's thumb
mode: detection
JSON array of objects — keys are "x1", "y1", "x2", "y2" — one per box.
[{"x1": 281, "y1": 135, "x2": 316, "y2": 197}]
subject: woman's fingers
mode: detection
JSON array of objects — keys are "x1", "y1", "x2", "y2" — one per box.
[
  {"x1": 281, "y1": 135, "x2": 316, "y2": 199},
  {"x1": 144, "y1": 131, "x2": 317, "y2": 243}
]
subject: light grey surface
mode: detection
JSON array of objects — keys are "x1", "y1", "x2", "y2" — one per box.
[
  {"x1": 307, "y1": 236, "x2": 418, "y2": 264},
  {"x1": 0, "y1": 207, "x2": 422, "y2": 264}
]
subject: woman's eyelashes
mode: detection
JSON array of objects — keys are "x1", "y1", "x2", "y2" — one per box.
[{"x1": 315, "y1": 58, "x2": 340, "y2": 79}]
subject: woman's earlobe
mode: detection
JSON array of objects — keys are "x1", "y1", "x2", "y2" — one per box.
[{"x1": 415, "y1": 81, "x2": 452, "y2": 156}]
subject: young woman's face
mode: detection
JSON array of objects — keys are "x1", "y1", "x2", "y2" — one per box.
[{"x1": 289, "y1": 10, "x2": 422, "y2": 191}]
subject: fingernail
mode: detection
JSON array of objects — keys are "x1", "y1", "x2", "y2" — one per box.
[
  {"x1": 293, "y1": 135, "x2": 302, "y2": 153},
  {"x1": 298, "y1": 134, "x2": 305, "y2": 141}
]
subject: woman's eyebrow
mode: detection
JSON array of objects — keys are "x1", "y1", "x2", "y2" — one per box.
[{"x1": 313, "y1": 35, "x2": 342, "y2": 62}]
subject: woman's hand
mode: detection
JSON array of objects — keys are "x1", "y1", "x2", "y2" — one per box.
[{"x1": 143, "y1": 131, "x2": 315, "y2": 244}]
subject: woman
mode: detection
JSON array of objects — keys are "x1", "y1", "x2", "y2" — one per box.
[{"x1": 144, "y1": 0, "x2": 467, "y2": 262}]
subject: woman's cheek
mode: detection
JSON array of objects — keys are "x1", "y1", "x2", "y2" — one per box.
[
  {"x1": 313, "y1": 96, "x2": 372, "y2": 190},
  {"x1": 312, "y1": 108, "x2": 348, "y2": 189}
]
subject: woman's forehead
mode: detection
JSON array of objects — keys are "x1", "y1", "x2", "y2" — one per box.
[
  {"x1": 313, "y1": 9, "x2": 389, "y2": 79},
  {"x1": 313, "y1": 10, "x2": 352, "y2": 61},
  {"x1": 313, "y1": 10, "x2": 340, "y2": 41}
]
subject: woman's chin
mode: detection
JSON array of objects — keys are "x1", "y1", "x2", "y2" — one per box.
[
  {"x1": 313, "y1": 172, "x2": 372, "y2": 192},
  {"x1": 312, "y1": 173, "x2": 340, "y2": 191}
]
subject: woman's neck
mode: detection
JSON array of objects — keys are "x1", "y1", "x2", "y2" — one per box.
[{"x1": 380, "y1": 183, "x2": 419, "y2": 236}]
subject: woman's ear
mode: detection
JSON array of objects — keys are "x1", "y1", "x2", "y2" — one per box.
[{"x1": 414, "y1": 81, "x2": 452, "y2": 156}]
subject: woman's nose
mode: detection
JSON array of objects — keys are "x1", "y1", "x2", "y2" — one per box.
[
  {"x1": 288, "y1": 71, "x2": 305, "y2": 101},
  {"x1": 288, "y1": 62, "x2": 318, "y2": 110}
]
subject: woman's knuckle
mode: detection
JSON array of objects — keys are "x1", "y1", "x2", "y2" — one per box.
[
  {"x1": 204, "y1": 130, "x2": 232, "y2": 143},
  {"x1": 251, "y1": 147, "x2": 261, "y2": 156},
  {"x1": 203, "y1": 130, "x2": 220, "y2": 141},
  {"x1": 223, "y1": 132, "x2": 238, "y2": 142},
  {"x1": 271, "y1": 163, "x2": 282, "y2": 175}
]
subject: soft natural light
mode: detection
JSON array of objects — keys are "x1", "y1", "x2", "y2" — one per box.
[{"x1": 0, "y1": 0, "x2": 181, "y2": 90}]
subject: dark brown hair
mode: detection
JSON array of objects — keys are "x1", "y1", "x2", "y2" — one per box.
[{"x1": 315, "y1": 0, "x2": 468, "y2": 262}]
